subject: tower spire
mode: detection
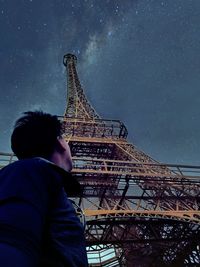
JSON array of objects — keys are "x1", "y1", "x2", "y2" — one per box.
[{"x1": 63, "y1": 53, "x2": 99, "y2": 119}]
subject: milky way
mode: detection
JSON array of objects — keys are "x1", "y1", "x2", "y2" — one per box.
[{"x1": 0, "y1": 0, "x2": 200, "y2": 165}]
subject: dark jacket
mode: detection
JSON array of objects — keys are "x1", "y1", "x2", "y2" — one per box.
[{"x1": 0, "y1": 158, "x2": 88, "y2": 267}]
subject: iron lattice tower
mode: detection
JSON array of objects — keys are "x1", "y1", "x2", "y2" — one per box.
[{"x1": 62, "y1": 53, "x2": 200, "y2": 267}]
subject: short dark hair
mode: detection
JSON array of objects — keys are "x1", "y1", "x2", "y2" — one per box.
[{"x1": 11, "y1": 111, "x2": 62, "y2": 160}]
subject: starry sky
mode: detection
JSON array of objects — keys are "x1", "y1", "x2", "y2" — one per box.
[{"x1": 0, "y1": 0, "x2": 200, "y2": 165}]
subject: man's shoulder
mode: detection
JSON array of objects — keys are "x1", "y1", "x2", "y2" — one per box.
[
  {"x1": 0, "y1": 158, "x2": 62, "y2": 201},
  {"x1": 1, "y1": 158, "x2": 47, "y2": 173},
  {"x1": 0, "y1": 158, "x2": 56, "y2": 181},
  {"x1": 0, "y1": 158, "x2": 82, "y2": 197},
  {"x1": 0, "y1": 158, "x2": 66, "y2": 190}
]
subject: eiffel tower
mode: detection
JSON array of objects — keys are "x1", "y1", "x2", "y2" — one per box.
[
  {"x1": 61, "y1": 54, "x2": 200, "y2": 267},
  {"x1": 0, "y1": 53, "x2": 199, "y2": 266}
]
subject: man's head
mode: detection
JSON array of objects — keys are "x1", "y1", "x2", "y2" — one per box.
[{"x1": 11, "y1": 111, "x2": 72, "y2": 171}]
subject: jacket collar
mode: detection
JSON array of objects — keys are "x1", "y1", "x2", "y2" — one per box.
[{"x1": 36, "y1": 157, "x2": 82, "y2": 197}]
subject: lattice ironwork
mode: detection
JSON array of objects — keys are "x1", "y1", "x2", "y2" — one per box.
[{"x1": 62, "y1": 54, "x2": 200, "y2": 267}]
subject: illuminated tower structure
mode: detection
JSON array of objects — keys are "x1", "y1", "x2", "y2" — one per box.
[{"x1": 61, "y1": 54, "x2": 200, "y2": 266}]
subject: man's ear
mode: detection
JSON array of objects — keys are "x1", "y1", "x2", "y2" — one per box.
[{"x1": 56, "y1": 138, "x2": 66, "y2": 152}]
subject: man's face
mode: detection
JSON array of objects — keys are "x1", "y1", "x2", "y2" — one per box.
[
  {"x1": 55, "y1": 137, "x2": 73, "y2": 172},
  {"x1": 61, "y1": 138, "x2": 73, "y2": 172}
]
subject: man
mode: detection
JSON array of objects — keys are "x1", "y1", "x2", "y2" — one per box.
[{"x1": 0, "y1": 111, "x2": 88, "y2": 266}]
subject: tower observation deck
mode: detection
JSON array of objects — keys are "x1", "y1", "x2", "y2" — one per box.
[{"x1": 1, "y1": 53, "x2": 200, "y2": 266}]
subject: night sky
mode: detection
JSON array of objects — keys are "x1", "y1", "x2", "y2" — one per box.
[{"x1": 1, "y1": 0, "x2": 200, "y2": 165}]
